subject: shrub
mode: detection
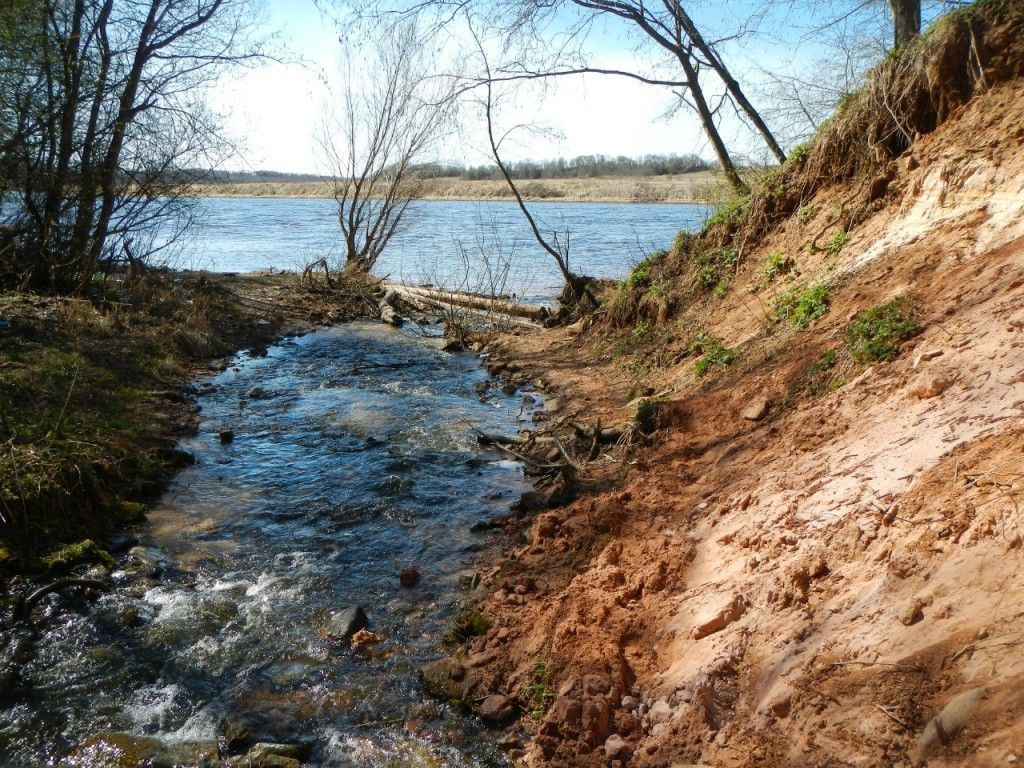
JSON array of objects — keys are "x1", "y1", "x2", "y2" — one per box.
[
  {"x1": 692, "y1": 332, "x2": 735, "y2": 377},
  {"x1": 705, "y1": 196, "x2": 750, "y2": 231},
  {"x1": 789, "y1": 143, "x2": 809, "y2": 164},
  {"x1": 775, "y1": 283, "x2": 831, "y2": 328},
  {"x1": 798, "y1": 204, "x2": 818, "y2": 223},
  {"x1": 845, "y1": 298, "x2": 920, "y2": 362},
  {"x1": 634, "y1": 398, "x2": 659, "y2": 433}
]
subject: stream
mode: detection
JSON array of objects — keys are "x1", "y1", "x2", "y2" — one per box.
[{"x1": 0, "y1": 322, "x2": 534, "y2": 766}]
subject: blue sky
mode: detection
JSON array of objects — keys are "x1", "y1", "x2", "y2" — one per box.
[{"x1": 211, "y1": 0, "x2": 892, "y2": 174}]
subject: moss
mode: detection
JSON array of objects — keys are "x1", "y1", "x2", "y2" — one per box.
[
  {"x1": 447, "y1": 604, "x2": 491, "y2": 642},
  {"x1": 42, "y1": 538, "x2": 115, "y2": 573},
  {"x1": 845, "y1": 298, "x2": 920, "y2": 362},
  {"x1": 634, "y1": 398, "x2": 659, "y2": 433}
]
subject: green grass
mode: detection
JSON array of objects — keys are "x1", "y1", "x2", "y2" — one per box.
[
  {"x1": 627, "y1": 250, "x2": 666, "y2": 288},
  {"x1": 705, "y1": 196, "x2": 750, "y2": 231},
  {"x1": 634, "y1": 398, "x2": 659, "y2": 433},
  {"x1": 798, "y1": 204, "x2": 818, "y2": 223},
  {"x1": 523, "y1": 660, "x2": 556, "y2": 719},
  {"x1": 628, "y1": 319, "x2": 652, "y2": 344},
  {"x1": 788, "y1": 143, "x2": 809, "y2": 164},
  {"x1": 691, "y1": 332, "x2": 735, "y2": 377},
  {"x1": 774, "y1": 283, "x2": 832, "y2": 329},
  {"x1": 845, "y1": 298, "x2": 920, "y2": 362}
]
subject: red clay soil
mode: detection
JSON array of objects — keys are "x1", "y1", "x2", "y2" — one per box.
[{"x1": 449, "y1": 79, "x2": 1024, "y2": 767}]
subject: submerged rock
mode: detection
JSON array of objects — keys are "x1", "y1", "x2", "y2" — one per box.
[
  {"x1": 421, "y1": 658, "x2": 467, "y2": 701},
  {"x1": 400, "y1": 567, "x2": 420, "y2": 587},
  {"x1": 323, "y1": 604, "x2": 368, "y2": 641}
]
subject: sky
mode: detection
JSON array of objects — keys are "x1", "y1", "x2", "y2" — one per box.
[{"x1": 209, "y1": 0, "x2": 889, "y2": 175}]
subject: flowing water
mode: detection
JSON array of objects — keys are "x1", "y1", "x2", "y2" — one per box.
[
  {"x1": 173, "y1": 198, "x2": 711, "y2": 302},
  {"x1": 1, "y1": 323, "x2": 534, "y2": 766}
]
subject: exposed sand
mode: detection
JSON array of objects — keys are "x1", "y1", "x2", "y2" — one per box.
[{"x1": 430, "y1": 81, "x2": 1024, "y2": 767}]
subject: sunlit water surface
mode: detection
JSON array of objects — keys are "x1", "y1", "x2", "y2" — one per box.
[{"x1": 172, "y1": 198, "x2": 711, "y2": 302}]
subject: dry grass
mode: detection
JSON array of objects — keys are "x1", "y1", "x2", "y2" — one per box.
[{"x1": 186, "y1": 172, "x2": 717, "y2": 204}]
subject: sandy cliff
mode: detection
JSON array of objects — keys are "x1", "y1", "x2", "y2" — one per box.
[{"x1": 441, "y1": 7, "x2": 1024, "y2": 766}]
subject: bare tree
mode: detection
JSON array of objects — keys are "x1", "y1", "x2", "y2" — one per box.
[
  {"x1": 319, "y1": 22, "x2": 452, "y2": 274},
  {"x1": 0, "y1": 0, "x2": 265, "y2": 294}
]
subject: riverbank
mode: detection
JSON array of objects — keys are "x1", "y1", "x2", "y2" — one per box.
[
  {"x1": 0, "y1": 270, "x2": 377, "y2": 574},
  {"x1": 423, "y1": 8, "x2": 1024, "y2": 766},
  {"x1": 185, "y1": 173, "x2": 717, "y2": 204}
]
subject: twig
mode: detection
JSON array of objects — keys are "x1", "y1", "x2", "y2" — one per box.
[{"x1": 875, "y1": 704, "x2": 910, "y2": 728}]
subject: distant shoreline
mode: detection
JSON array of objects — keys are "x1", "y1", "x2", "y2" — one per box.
[{"x1": 185, "y1": 172, "x2": 716, "y2": 205}]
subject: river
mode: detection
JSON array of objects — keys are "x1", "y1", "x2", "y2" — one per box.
[{"x1": 173, "y1": 198, "x2": 710, "y2": 302}]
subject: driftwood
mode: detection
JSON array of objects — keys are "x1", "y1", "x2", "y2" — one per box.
[
  {"x1": 386, "y1": 284, "x2": 550, "y2": 323},
  {"x1": 15, "y1": 578, "x2": 109, "y2": 621}
]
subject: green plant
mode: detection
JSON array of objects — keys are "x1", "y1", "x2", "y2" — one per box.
[
  {"x1": 844, "y1": 298, "x2": 920, "y2": 362},
  {"x1": 798, "y1": 204, "x2": 818, "y2": 223},
  {"x1": 646, "y1": 278, "x2": 668, "y2": 298},
  {"x1": 804, "y1": 348, "x2": 843, "y2": 396},
  {"x1": 627, "y1": 250, "x2": 666, "y2": 288},
  {"x1": 523, "y1": 660, "x2": 556, "y2": 719},
  {"x1": 705, "y1": 196, "x2": 750, "y2": 231},
  {"x1": 691, "y1": 332, "x2": 735, "y2": 377},
  {"x1": 775, "y1": 283, "x2": 832, "y2": 329},
  {"x1": 695, "y1": 248, "x2": 740, "y2": 297},
  {"x1": 826, "y1": 230, "x2": 849, "y2": 255},
  {"x1": 763, "y1": 250, "x2": 792, "y2": 279},
  {"x1": 788, "y1": 143, "x2": 809, "y2": 164},
  {"x1": 628, "y1": 319, "x2": 652, "y2": 344},
  {"x1": 635, "y1": 398, "x2": 659, "y2": 433}
]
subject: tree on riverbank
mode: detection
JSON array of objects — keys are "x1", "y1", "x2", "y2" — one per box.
[
  {"x1": 0, "y1": 0, "x2": 265, "y2": 294},
  {"x1": 321, "y1": 23, "x2": 452, "y2": 273}
]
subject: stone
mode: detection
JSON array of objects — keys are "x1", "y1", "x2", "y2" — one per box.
[
  {"x1": 501, "y1": 382, "x2": 518, "y2": 395},
  {"x1": 323, "y1": 605, "x2": 368, "y2": 641},
  {"x1": 248, "y1": 387, "x2": 269, "y2": 400},
  {"x1": 248, "y1": 743, "x2": 312, "y2": 761},
  {"x1": 542, "y1": 397, "x2": 561, "y2": 413},
  {"x1": 648, "y1": 699, "x2": 672, "y2": 725},
  {"x1": 456, "y1": 570, "x2": 481, "y2": 589},
  {"x1": 912, "y1": 349, "x2": 944, "y2": 368},
  {"x1": 741, "y1": 398, "x2": 770, "y2": 422},
  {"x1": 349, "y1": 628, "x2": 383, "y2": 651},
  {"x1": 604, "y1": 734, "x2": 632, "y2": 761},
  {"x1": 477, "y1": 694, "x2": 517, "y2": 725},
  {"x1": 400, "y1": 567, "x2": 420, "y2": 587},
  {"x1": 421, "y1": 658, "x2": 467, "y2": 701},
  {"x1": 899, "y1": 599, "x2": 924, "y2": 626},
  {"x1": 916, "y1": 687, "x2": 987, "y2": 759},
  {"x1": 692, "y1": 594, "x2": 747, "y2": 639},
  {"x1": 122, "y1": 546, "x2": 166, "y2": 578},
  {"x1": 909, "y1": 367, "x2": 957, "y2": 399},
  {"x1": 219, "y1": 429, "x2": 235, "y2": 444}
]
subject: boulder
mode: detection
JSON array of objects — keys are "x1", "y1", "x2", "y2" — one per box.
[
  {"x1": 421, "y1": 658, "x2": 467, "y2": 701},
  {"x1": 477, "y1": 694, "x2": 517, "y2": 725},
  {"x1": 741, "y1": 398, "x2": 770, "y2": 422},
  {"x1": 604, "y1": 734, "x2": 632, "y2": 761},
  {"x1": 323, "y1": 605, "x2": 368, "y2": 641}
]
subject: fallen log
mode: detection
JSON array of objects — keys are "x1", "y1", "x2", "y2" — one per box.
[
  {"x1": 386, "y1": 284, "x2": 550, "y2": 323},
  {"x1": 378, "y1": 290, "x2": 404, "y2": 327}
]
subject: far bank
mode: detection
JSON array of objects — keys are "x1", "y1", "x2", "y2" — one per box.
[{"x1": 185, "y1": 172, "x2": 717, "y2": 205}]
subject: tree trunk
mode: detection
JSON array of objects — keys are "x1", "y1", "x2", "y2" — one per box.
[
  {"x1": 677, "y1": 54, "x2": 749, "y2": 196},
  {"x1": 889, "y1": 0, "x2": 921, "y2": 50}
]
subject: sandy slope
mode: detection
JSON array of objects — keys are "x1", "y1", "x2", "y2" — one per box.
[{"x1": 449, "y1": 79, "x2": 1024, "y2": 767}]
